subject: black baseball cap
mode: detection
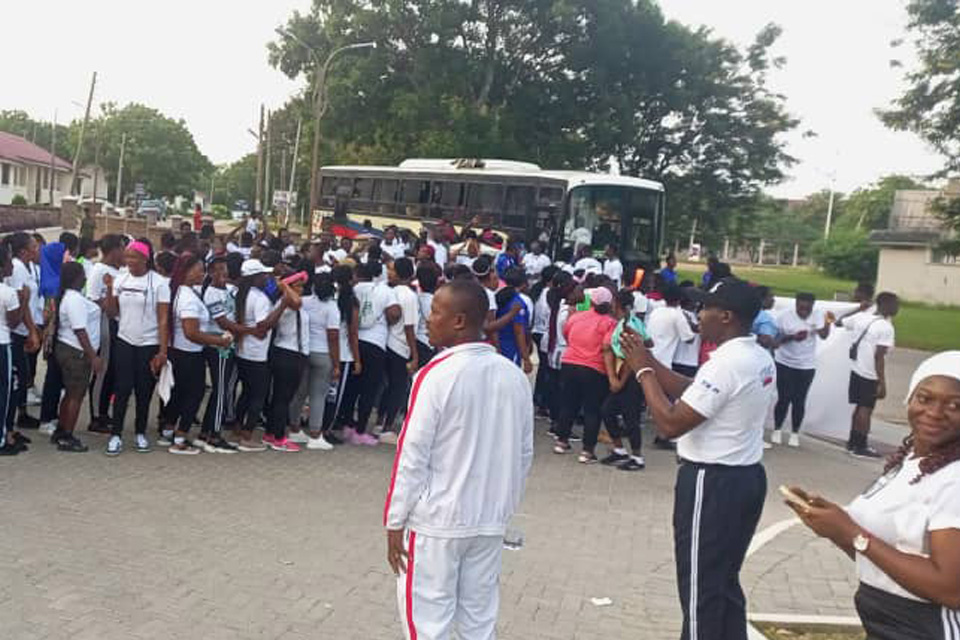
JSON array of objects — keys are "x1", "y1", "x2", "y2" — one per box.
[{"x1": 702, "y1": 278, "x2": 761, "y2": 325}]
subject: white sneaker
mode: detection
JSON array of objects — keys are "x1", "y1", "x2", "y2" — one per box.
[
  {"x1": 135, "y1": 434, "x2": 152, "y2": 453},
  {"x1": 788, "y1": 433, "x2": 800, "y2": 448},
  {"x1": 198, "y1": 439, "x2": 218, "y2": 454},
  {"x1": 288, "y1": 430, "x2": 310, "y2": 444},
  {"x1": 39, "y1": 421, "x2": 57, "y2": 435},
  {"x1": 770, "y1": 430, "x2": 782, "y2": 446},
  {"x1": 26, "y1": 389, "x2": 41, "y2": 406},
  {"x1": 105, "y1": 436, "x2": 122, "y2": 456},
  {"x1": 378, "y1": 431, "x2": 399, "y2": 446},
  {"x1": 307, "y1": 435, "x2": 334, "y2": 451},
  {"x1": 763, "y1": 441, "x2": 772, "y2": 450}
]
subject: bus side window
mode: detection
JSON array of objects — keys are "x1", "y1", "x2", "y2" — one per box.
[
  {"x1": 400, "y1": 179, "x2": 430, "y2": 217},
  {"x1": 468, "y1": 183, "x2": 505, "y2": 226},
  {"x1": 374, "y1": 179, "x2": 399, "y2": 216},
  {"x1": 353, "y1": 178, "x2": 375, "y2": 212},
  {"x1": 432, "y1": 181, "x2": 467, "y2": 222},
  {"x1": 503, "y1": 185, "x2": 535, "y2": 233},
  {"x1": 320, "y1": 175, "x2": 338, "y2": 208}
]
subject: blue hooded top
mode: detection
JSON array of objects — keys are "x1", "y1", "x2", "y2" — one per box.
[{"x1": 39, "y1": 242, "x2": 66, "y2": 299}]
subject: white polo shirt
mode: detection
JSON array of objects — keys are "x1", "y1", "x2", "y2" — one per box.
[
  {"x1": 603, "y1": 258, "x2": 623, "y2": 287},
  {"x1": 274, "y1": 306, "x2": 310, "y2": 356},
  {"x1": 847, "y1": 456, "x2": 960, "y2": 602},
  {"x1": 87, "y1": 262, "x2": 122, "y2": 304},
  {"x1": 0, "y1": 283, "x2": 18, "y2": 345},
  {"x1": 387, "y1": 284, "x2": 419, "y2": 359},
  {"x1": 646, "y1": 305, "x2": 696, "y2": 367},
  {"x1": 58, "y1": 289, "x2": 102, "y2": 352},
  {"x1": 678, "y1": 336, "x2": 777, "y2": 466},
  {"x1": 171, "y1": 286, "x2": 209, "y2": 353},
  {"x1": 356, "y1": 281, "x2": 398, "y2": 350},
  {"x1": 237, "y1": 288, "x2": 274, "y2": 362}
]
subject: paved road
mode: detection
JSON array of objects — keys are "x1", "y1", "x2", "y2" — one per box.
[{"x1": 1, "y1": 410, "x2": 884, "y2": 640}]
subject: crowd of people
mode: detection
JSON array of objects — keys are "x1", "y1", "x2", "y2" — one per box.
[{"x1": 0, "y1": 217, "x2": 901, "y2": 461}]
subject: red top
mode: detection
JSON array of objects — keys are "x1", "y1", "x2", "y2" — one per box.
[
  {"x1": 193, "y1": 209, "x2": 202, "y2": 230},
  {"x1": 561, "y1": 309, "x2": 617, "y2": 375}
]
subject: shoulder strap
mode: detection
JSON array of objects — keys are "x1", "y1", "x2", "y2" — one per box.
[{"x1": 853, "y1": 317, "x2": 881, "y2": 350}]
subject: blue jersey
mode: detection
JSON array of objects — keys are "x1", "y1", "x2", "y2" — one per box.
[{"x1": 497, "y1": 292, "x2": 530, "y2": 365}]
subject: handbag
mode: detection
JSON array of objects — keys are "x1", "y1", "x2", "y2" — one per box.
[{"x1": 849, "y1": 317, "x2": 880, "y2": 361}]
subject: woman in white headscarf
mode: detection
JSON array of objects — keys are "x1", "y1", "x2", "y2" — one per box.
[{"x1": 787, "y1": 351, "x2": 960, "y2": 639}]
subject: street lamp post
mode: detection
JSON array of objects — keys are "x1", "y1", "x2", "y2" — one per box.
[{"x1": 276, "y1": 29, "x2": 375, "y2": 228}]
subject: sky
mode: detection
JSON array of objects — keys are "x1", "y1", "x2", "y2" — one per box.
[{"x1": 0, "y1": 0, "x2": 946, "y2": 199}]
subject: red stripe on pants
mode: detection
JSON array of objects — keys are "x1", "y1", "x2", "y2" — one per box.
[{"x1": 405, "y1": 531, "x2": 418, "y2": 640}]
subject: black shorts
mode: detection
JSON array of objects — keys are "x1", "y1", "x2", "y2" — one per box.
[{"x1": 849, "y1": 372, "x2": 879, "y2": 409}]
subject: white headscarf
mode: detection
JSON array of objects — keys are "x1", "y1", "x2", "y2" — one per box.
[{"x1": 905, "y1": 351, "x2": 960, "y2": 404}]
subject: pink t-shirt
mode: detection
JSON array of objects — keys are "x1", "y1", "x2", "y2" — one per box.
[{"x1": 561, "y1": 309, "x2": 616, "y2": 375}]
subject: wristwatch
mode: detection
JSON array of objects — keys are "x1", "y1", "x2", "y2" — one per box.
[{"x1": 853, "y1": 532, "x2": 871, "y2": 554}]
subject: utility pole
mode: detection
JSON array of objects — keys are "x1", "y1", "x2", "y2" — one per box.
[
  {"x1": 289, "y1": 118, "x2": 302, "y2": 230},
  {"x1": 254, "y1": 104, "x2": 264, "y2": 213},
  {"x1": 70, "y1": 71, "x2": 97, "y2": 196},
  {"x1": 265, "y1": 109, "x2": 272, "y2": 217},
  {"x1": 115, "y1": 132, "x2": 126, "y2": 207},
  {"x1": 48, "y1": 111, "x2": 57, "y2": 205},
  {"x1": 92, "y1": 124, "x2": 101, "y2": 204},
  {"x1": 824, "y1": 186, "x2": 836, "y2": 239}
]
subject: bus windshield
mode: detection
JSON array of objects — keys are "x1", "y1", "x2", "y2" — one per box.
[{"x1": 561, "y1": 185, "x2": 660, "y2": 261}]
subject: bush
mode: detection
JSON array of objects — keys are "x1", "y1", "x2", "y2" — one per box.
[
  {"x1": 10, "y1": 195, "x2": 27, "y2": 206},
  {"x1": 211, "y1": 204, "x2": 231, "y2": 219},
  {"x1": 811, "y1": 229, "x2": 878, "y2": 282}
]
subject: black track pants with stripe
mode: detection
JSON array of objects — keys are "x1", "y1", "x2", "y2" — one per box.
[{"x1": 674, "y1": 461, "x2": 766, "y2": 640}]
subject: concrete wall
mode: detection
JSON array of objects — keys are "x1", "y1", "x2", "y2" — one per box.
[
  {"x1": 93, "y1": 215, "x2": 165, "y2": 246},
  {"x1": 877, "y1": 246, "x2": 960, "y2": 305},
  {"x1": 0, "y1": 204, "x2": 62, "y2": 232}
]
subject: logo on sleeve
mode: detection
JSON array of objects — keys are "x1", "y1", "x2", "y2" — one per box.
[
  {"x1": 698, "y1": 379, "x2": 721, "y2": 395},
  {"x1": 760, "y1": 364, "x2": 775, "y2": 387}
]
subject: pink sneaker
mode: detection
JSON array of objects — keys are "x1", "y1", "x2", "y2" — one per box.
[
  {"x1": 342, "y1": 427, "x2": 358, "y2": 443},
  {"x1": 262, "y1": 434, "x2": 277, "y2": 446},
  {"x1": 355, "y1": 432, "x2": 379, "y2": 447},
  {"x1": 269, "y1": 437, "x2": 300, "y2": 452}
]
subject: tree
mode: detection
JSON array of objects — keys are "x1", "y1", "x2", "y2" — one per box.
[
  {"x1": 835, "y1": 175, "x2": 925, "y2": 231},
  {"x1": 213, "y1": 154, "x2": 259, "y2": 209},
  {"x1": 268, "y1": 0, "x2": 798, "y2": 237},
  {"x1": 80, "y1": 103, "x2": 213, "y2": 201},
  {"x1": 879, "y1": 0, "x2": 960, "y2": 174},
  {"x1": 0, "y1": 110, "x2": 73, "y2": 160}
]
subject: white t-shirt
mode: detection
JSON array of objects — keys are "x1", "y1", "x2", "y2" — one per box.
[
  {"x1": 673, "y1": 309, "x2": 701, "y2": 368},
  {"x1": 416, "y1": 291, "x2": 433, "y2": 345},
  {"x1": 574, "y1": 257, "x2": 602, "y2": 275},
  {"x1": 382, "y1": 240, "x2": 408, "y2": 260},
  {"x1": 632, "y1": 291, "x2": 650, "y2": 316},
  {"x1": 303, "y1": 295, "x2": 341, "y2": 354},
  {"x1": 201, "y1": 284, "x2": 236, "y2": 334},
  {"x1": 274, "y1": 306, "x2": 310, "y2": 355},
  {"x1": 338, "y1": 319, "x2": 355, "y2": 364},
  {"x1": 324, "y1": 248, "x2": 347, "y2": 266},
  {"x1": 0, "y1": 283, "x2": 18, "y2": 345},
  {"x1": 845, "y1": 314, "x2": 896, "y2": 380},
  {"x1": 847, "y1": 456, "x2": 960, "y2": 601},
  {"x1": 28, "y1": 262, "x2": 42, "y2": 327},
  {"x1": 8, "y1": 258, "x2": 36, "y2": 337},
  {"x1": 646, "y1": 305, "x2": 696, "y2": 367},
  {"x1": 245, "y1": 218, "x2": 261, "y2": 235},
  {"x1": 678, "y1": 336, "x2": 777, "y2": 466},
  {"x1": 114, "y1": 271, "x2": 171, "y2": 346},
  {"x1": 171, "y1": 286, "x2": 209, "y2": 353},
  {"x1": 356, "y1": 281, "x2": 398, "y2": 350},
  {"x1": 532, "y1": 289, "x2": 550, "y2": 339},
  {"x1": 87, "y1": 262, "x2": 121, "y2": 303},
  {"x1": 237, "y1": 288, "x2": 274, "y2": 362},
  {"x1": 456, "y1": 255, "x2": 476, "y2": 268},
  {"x1": 522, "y1": 253, "x2": 551, "y2": 279},
  {"x1": 603, "y1": 258, "x2": 624, "y2": 287},
  {"x1": 58, "y1": 289, "x2": 101, "y2": 352},
  {"x1": 774, "y1": 308, "x2": 826, "y2": 370},
  {"x1": 428, "y1": 240, "x2": 448, "y2": 266},
  {"x1": 387, "y1": 284, "x2": 419, "y2": 359},
  {"x1": 485, "y1": 288, "x2": 498, "y2": 314},
  {"x1": 226, "y1": 242, "x2": 252, "y2": 259}
]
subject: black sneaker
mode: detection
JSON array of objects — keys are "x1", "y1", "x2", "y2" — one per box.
[
  {"x1": 87, "y1": 419, "x2": 112, "y2": 434},
  {"x1": 850, "y1": 446, "x2": 882, "y2": 460},
  {"x1": 211, "y1": 438, "x2": 239, "y2": 454},
  {"x1": 0, "y1": 443, "x2": 20, "y2": 456},
  {"x1": 17, "y1": 414, "x2": 40, "y2": 430},
  {"x1": 619, "y1": 457, "x2": 646, "y2": 471},
  {"x1": 569, "y1": 430, "x2": 583, "y2": 443},
  {"x1": 322, "y1": 431, "x2": 344, "y2": 446},
  {"x1": 57, "y1": 435, "x2": 89, "y2": 452},
  {"x1": 12, "y1": 432, "x2": 31, "y2": 445},
  {"x1": 653, "y1": 437, "x2": 676, "y2": 451},
  {"x1": 600, "y1": 452, "x2": 630, "y2": 466}
]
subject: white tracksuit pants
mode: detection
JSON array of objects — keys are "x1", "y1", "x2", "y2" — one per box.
[{"x1": 397, "y1": 530, "x2": 504, "y2": 640}]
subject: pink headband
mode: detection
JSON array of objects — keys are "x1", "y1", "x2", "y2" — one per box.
[{"x1": 127, "y1": 241, "x2": 151, "y2": 259}]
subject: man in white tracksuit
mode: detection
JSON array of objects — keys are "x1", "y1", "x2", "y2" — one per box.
[{"x1": 384, "y1": 279, "x2": 534, "y2": 640}]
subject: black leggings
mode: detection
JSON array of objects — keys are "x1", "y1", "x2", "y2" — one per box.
[
  {"x1": 40, "y1": 349, "x2": 63, "y2": 423},
  {"x1": 268, "y1": 348, "x2": 305, "y2": 439},
  {"x1": 111, "y1": 340, "x2": 159, "y2": 436},
  {"x1": 382, "y1": 348, "x2": 411, "y2": 431},
  {"x1": 236, "y1": 357, "x2": 270, "y2": 432},
  {"x1": 601, "y1": 374, "x2": 645, "y2": 453},
  {"x1": 0, "y1": 345, "x2": 10, "y2": 443},
  {"x1": 201, "y1": 348, "x2": 236, "y2": 435},
  {"x1": 89, "y1": 317, "x2": 118, "y2": 421},
  {"x1": 342, "y1": 341, "x2": 386, "y2": 434},
  {"x1": 164, "y1": 348, "x2": 207, "y2": 434},
  {"x1": 556, "y1": 364, "x2": 608, "y2": 451},
  {"x1": 774, "y1": 363, "x2": 816, "y2": 433},
  {"x1": 8, "y1": 334, "x2": 27, "y2": 426}
]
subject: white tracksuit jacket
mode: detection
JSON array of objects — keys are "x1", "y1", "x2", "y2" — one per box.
[{"x1": 383, "y1": 341, "x2": 535, "y2": 538}]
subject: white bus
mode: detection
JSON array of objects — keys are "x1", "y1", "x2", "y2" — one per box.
[{"x1": 316, "y1": 158, "x2": 666, "y2": 267}]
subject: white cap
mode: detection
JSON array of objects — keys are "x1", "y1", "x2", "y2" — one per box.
[
  {"x1": 905, "y1": 351, "x2": 960, "y2": 404},
  {"x1": 241, "y1": 259, "x2": 273, "y2": 277}
]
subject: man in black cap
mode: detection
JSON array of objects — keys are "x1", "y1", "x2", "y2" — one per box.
[{"x1": 621, "y1": 279, "x2": 776, "y2": 640}]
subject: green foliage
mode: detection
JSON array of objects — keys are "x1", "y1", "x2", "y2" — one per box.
[
  {"x1": 930, "y1": 194, "x2": 960, "y2": 232},
  {"x1": 270, "y1": 0, "x2": 798, "y2": 235},
  {"x1": 211, "y1": 204, "x2": 231, "y2": 219},
  {"x1": 811, "y1": 229, "x2": 879, "y2": 282},
  {"x1": 879, "y1": 0, "x2": 960, "y2": 174},
  {"x1": 0, "y1": 110, "x2": 72, "y2": 160},
  {"x1": 213, "y1": 154, "x2": 258, "y2": 208},
  {"x1": 836, "y1": 175, "x2": 925, "y2": 231},
  {"x1": 10, "y1": 195, "x2": 27, "y2": 206}
]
